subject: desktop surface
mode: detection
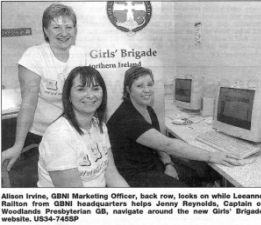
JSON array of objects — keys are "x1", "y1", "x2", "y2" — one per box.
[
  {"x1": 165, "y1": 99, "x2": 261, "y2": 187},
  {"x1": 2, "y1": 88, "x2": 21, "y2": 119}
]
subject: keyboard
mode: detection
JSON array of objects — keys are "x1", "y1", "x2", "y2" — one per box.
[{"x1": 196, "y1": 130, "x2": 261, "y2": 159}]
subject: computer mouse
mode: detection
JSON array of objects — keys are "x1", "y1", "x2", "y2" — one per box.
[
  {"x1": 172, "y1": 119, "x2": 185, "y2": 125},
  {"x1": 205, "y1": 117, "x2": 213, "y2": 125}
]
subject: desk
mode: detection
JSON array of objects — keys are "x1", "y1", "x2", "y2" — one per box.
[
  {"x1": 2, "y1": 108, "x2": 20, "y2": 120},
  {"x1": 2, "y1": 89, "x2": 21, "y2": 150},
  {"x1": 165, "y1": 99, "x2": 261, "y2": 187},
  {"x1": 2, "y1": 88, "x2": 21, "y2": 119}
]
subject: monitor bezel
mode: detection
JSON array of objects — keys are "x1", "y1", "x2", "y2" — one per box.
[
  {"x1": 173, "y1": 74, "x2": 202, "y2": 111},
  {"x1": 213, "y1": 85, "x2": 261, "y2": 143}
]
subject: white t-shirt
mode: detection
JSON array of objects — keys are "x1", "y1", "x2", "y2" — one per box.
[
  {"x1": 18, "y1": 43, "x2": 86, "y2": 136},
  {"x1": 38, "y1": 117, "x2": 110, "y2": 187}
]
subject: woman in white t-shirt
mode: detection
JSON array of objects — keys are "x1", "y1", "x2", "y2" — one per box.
[
  {"x1": 2, "y1": 3, "x2": 86, "y2": 172},
  {"x1": 38, "y1": 66, "x2": 129, "y2": 187}
]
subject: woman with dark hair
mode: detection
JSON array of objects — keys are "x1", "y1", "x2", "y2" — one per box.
[
  {"x1": 2, "y1": 3, "x2": 86, "y2": 173},
  {"x1": 38, "y1": 66, "x2": 129, "y2": 187},
  {"x1": 107, "y1": 66, "x2": 243, "y2": 187}
]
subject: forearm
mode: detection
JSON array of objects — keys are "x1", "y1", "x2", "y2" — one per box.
[
  {"x1": 166, "y1": 138, "x2": 210, "y2": 162},
  {"x1": 105, "y1": 160, "x2": 129, "y2": 187},
  {"x1": 106, "y1": 171, "x2": 129, "y2": 187},
  {"x1": 14, "y1": 104, "x2": 36, "y2": 149},
  {"x1": 105, "y1": 148, "x2": 129, "y2": 187},
  {"x1": 15, "y1": 65, "x2": 40, "y2": 149},
  {"x1": 137, "y1": 129, "x2": 242, "y2": 167},
  {"x1": 138, "y1": 129, "x2": 211, "y2": 162},
  {"x1": 157, "y1": 148, "x2": 179, "y2": 179}
]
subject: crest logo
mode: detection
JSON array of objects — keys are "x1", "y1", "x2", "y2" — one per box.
[{"x1": 107, "y1": 1, "x2": 152, "y2": 35}]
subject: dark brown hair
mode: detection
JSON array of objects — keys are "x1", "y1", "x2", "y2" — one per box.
[
  {"x1": 62, "y1": 66, "x2": 107, "y2": 135},
  {"x1": 122, "y1": 66, "x2": 154, "y2": 100}
]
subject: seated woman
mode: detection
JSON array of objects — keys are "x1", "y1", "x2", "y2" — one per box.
[
  {"x1": 37, "y1": 66, "x2": 129, "y2": 187},
  {"x1": 107, "y1": 66, "x2": 243, "y2": 187}
]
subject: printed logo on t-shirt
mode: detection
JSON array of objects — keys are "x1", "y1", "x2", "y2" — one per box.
[
  {"x1": 46, "y1": 79, "x2": 58, "y2": 91},
  {"x1": 79, "y1": 159, "x2": 108, "y2": 179},
  {"x1": 80, "y1": 154, "x2": 91, "y2": 166},
  {"x1": 91, "y1": 143, "x2": 102, "y2": 162}
]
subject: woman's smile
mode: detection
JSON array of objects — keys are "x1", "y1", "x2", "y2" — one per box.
[
  {"x1": 129, "y1": 74, "x2": 154, "y2": 107},
  {"x1": 70, "y1": 75, "x2": 103, "y2": 116},
  {"x1": 81, "y1": 100, "x2": 97, "y2": 105},
  {"x1": 142, "y1": 95, "x2": 151, "y2": 100},
  {"x1": 57, "y1": 36, "x2": 70, "y2": 42},
  {"x1": 44, "y1": 16, "x2": 76, "y2": 52}
]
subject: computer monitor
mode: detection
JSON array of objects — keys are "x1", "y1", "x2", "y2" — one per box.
[
  {"x1": 213, "y1": 85, "x2": 261, "y2": 143},
  {"x1": 173, "y1": 74, "x2": 202, "y2": 110}
]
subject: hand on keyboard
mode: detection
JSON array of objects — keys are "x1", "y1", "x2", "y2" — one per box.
[
  {"x1": 238, "y1": 157, "x2": 257, "y2": 166},
  {"x1": 208, "y1": 152, "x2": 244, "y2": 167}
]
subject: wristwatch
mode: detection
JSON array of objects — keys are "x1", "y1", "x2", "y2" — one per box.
[{"x1": 164, "y1": 162, "x2": 175, "y2": 167}]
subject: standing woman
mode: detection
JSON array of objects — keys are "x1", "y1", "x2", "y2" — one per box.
[
  {"x1": 107, "y1": 66, "x2": 243, "y2": 187},
  {"x1": 2, "y1": 3, "x2": 86, "y2": 171},
  {"x1": 38, "y1": 66, "x2": 129, "y2": 187}
]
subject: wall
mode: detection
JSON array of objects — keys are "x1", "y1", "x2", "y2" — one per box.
[
  {"x1": 1, "y1": 1, "x2": 176, "y2": 132},
  {"x1": 65, "y1": 2, "x2": 175, "y2": 127},
  {"x1": 4, "y1": 2, "x2": 260, "y2": 125},
  {"x1": 173, "y1": 2, "x2": 261, "y2": 98},
  {"x1": 1, "y1": 2, "x2": 50, "y2": 89},
  {"x1": 3, "y1": 1, "x2": 261, "y2": 94}
]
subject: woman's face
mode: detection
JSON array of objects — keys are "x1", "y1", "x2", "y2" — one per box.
[
  {"x1": 70, "y1": 75, "x2": 103, "y2": 117},
  {"x1": 44, "y1": 16, "x2": 76, "y2": 52},
  {"x1": 128, "y1": 74, "x2": 154, "y2": 107}
]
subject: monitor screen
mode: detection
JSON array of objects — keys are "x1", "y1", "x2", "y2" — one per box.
[
  {"x1": 175, "y1": 79, "x2": 192, "y2": 103},
  {"x1": 217, "y1": 87, "x2": 255, "y2": 130}
]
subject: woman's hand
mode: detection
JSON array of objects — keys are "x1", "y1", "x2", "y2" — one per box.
[
  {"x1": 209, "y1": 152, "x2": 246, "y2": 167},
  {"x1": 1, "y1": 145, "x2": 23, "y2": 171},
  {"x1": 164, "y1": 165, "x2": 179, "y2": 180}
]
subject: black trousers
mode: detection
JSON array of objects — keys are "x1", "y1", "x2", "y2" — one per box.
[
  {"x1": 123, "y1": 157, "x2": 216, "y2": 187},
  {"x1": 171, "y1": 157, "x2": 220, "y2": 187},
  {"x1": 125, "y1": 161, "x2": 187, "y2": 187},
  {"x1": 24, "y1": 132, "x2": 42, "y2": 147},
  {"x1": 123, "y1": 155, "x2": 222, "y2": 188},
  {"x1": 5, "y1": 132, "x2": 42, "y2": 187}
]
